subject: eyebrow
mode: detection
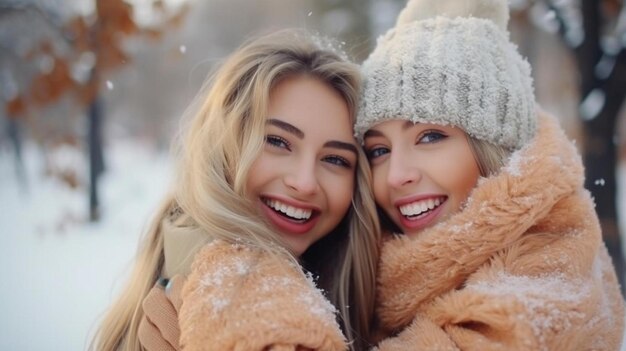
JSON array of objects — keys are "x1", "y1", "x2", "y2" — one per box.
[
  {"x1": 268, "y1": 118, "x2": 357, "y2": 155},
  {"x1": 363, "y1": 129, "x2": 383, "y2": 138},
  {"x1": 324, "y1": 140, "x2": 358, "y2": 156},
  {"x1": 402, "y1": 120, "x2": 415, "y2": 130},
  {"x1": 267, "y1": 118, "x2": 304, "y2": 139}
]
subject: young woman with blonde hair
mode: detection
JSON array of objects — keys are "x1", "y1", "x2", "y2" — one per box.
[{"x1": 92, "y1": 30, "x2": 380, "y2": 351}]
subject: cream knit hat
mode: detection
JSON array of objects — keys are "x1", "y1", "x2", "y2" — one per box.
[{"x1": 356, "y1": 0, "x2": 536, "y2": 150}]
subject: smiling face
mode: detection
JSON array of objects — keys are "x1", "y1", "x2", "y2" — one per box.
[
  {"x1": 363, "y1": 119, "x2": 480, "y2": 237},
  {"x1": 246, "y1": 75, "x2": 357, "y2": 257}
]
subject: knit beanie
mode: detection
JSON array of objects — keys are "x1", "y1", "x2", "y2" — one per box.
[{"x1": 355, "y1": 0, "x2": 536, "y2": 151}]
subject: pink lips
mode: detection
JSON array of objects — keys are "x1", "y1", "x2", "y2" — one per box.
[
  {"x1": 260, "y1": 196, "x2": 319, "y2": 235},
  {"x1": 394, "y1": 194, "x2": 447, "y2": 233}
]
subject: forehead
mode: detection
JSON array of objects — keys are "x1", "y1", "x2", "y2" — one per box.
[
  {"x1": 366, "y1": 119, "x2": 461, "y2": 135},
  {"x1": 267, "y1": 76, "x2": 354, "y2": 139}
]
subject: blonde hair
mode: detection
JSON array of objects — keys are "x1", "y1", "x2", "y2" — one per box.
[
  {"x1": 92, "y1": 30, "x2": 380, "y2": 351},
  {"x1": 466, "y1": 136, "x2": 511, "y2": 177}
]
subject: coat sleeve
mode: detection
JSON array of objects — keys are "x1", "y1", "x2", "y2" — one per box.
[
  {"x1": 178, "y1": 240, "x2": 347, "y2": 351},
  {"x1": 376, "y1": 245, "x2": 624, "y2": 351},
  {"x1": 374, "y1": 315, "x2": 459, "y2": 351},
  {"x1": 375, "y1": 284, "x2": 592, "y2": 351}
]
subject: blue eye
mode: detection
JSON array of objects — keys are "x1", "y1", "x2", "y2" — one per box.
[
  {"x1": 367, "y1": 147, "x2": 390, "y2": 160},
  {"x1": 418, "y1": 131, "x2": 447, "y2": 144},
  {"x1": 266, "y1": 135, "x2": 290, "y2": 150},
  {"x1": 323, "y1": 155, "x2": 352, "y2": 168}
]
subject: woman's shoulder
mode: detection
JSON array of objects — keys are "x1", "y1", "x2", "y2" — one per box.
[{"x1": 179, "y1": 240, "x2": 348, "y2": 350}]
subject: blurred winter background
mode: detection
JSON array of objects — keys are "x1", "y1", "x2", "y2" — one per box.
[{"x1": 0, "y1": 0, "x2": 625, "y2": 349}]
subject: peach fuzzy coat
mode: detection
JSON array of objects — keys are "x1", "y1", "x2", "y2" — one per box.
[
  {"x1": 374, "y1": 112, "x2": 625, "y2": 351},
  {"x1": 178, "y1": 240, "x2": 347, "y2": 351}
]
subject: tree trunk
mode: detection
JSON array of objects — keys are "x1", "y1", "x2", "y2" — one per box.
[
  {"x1": 585, "y1": 49, "x2": 626, "y2": 292},
  {"x1": 7, "y1": 117, "x2": 27, "y2": 190},
  {"x1": 582, "y1": 104, "x2": 623, "y2": 292},
  {"x1": 88, "y1": 95, "x2": 105, "y2": 222},
  {"x1": 548, "y1": 0, "x2": 626, "y2": 292},
  {"x1": 576, "y1": 0, "x2": 626, "y2": 292}
]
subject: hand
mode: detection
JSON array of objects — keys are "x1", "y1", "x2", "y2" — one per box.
[{"x1": 138, "y1": 275, "x2": 185, "y2": 351}]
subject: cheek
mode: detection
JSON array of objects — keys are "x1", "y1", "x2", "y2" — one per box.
[
  {"x1": 457, "y1": 161, "x2": 480, "y2": 195},
  {"x1": 245, "y1": 154, "x2": 272, "y2": 194},
  {"x1": 371, "y1": 166, "x2": 389, "y2": 207},
  {"x1": 445, "y1": 152, "x2": 480, "y2": 203},
  {"x1": 324, "y1": 173, "x2": 354, "y2": 213}
]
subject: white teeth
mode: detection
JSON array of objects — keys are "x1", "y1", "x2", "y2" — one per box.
[
  {"x1": 399, "y1": 197, "x2": 444, "y2": 217},
  {"x1": 264, "y1": 199, "x2": 312, "y2": 220},
  {"x1": 420, "y1": 202, "x2": 428, "y2": 213}
]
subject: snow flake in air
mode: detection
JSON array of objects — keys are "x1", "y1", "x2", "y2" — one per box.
[{"x1": 579, "y1": 88, "x2": 605, "y2": 121}]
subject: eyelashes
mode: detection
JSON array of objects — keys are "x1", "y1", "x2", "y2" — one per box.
[
  {"x1": 323, "y1": 155, "x2": 351, "y2": 168},
  {"x1": 366, "y1": 147, "x2": 389, "y2": 160},
  {"x1": 418, "y1": 130, "x2": 447, "y2": 144},
  {"x1": 266, "y1": 135, "x2": 290, "y2": 150},
  {"x1": 365, "y1": 129, "x2": 449, "y2": 161},
  {"x1": 265, "y1": 135, "x2": 353, "y2": 169}
]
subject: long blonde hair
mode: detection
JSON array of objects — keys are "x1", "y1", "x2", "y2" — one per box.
[{"x1": 92, "y1": 30, "x2": 380, "y2": 351}]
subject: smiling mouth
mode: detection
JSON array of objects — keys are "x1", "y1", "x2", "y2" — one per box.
[
  {"x1": 262, "y1": 197, "x2": 315, "y2": 223},
  {"x1": 398, "y1": 196, "x2": 447, "y2": 220}
]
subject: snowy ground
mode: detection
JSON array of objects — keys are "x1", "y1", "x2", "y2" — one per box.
[
  {"x1": 1, "y1": 140, "x2": 626, "y2": 350},
  {"x1": 0, "y1": 141, "x2": 172, "y2": 350}
]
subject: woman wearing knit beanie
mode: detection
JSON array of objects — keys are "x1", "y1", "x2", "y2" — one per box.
[{"x1": 358, "y1": 0, "x2": 625, "y2": 350}]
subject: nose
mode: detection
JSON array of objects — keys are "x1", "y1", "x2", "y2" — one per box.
[
  {"x1": 386, "y1": 148, "x2": 421, "y2": 189},
  {"x1": 283, "y1": 158, "x2": 320, "y2": 196}
]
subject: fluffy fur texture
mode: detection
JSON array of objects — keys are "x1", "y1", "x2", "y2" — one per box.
[
  {"x1": 356, "y1": 0, "x2": 535, "y2": 151},
  {"x1": 374, "y1": 111, "x2": 625, "y2": 351},
  {"x1": 179, "y1": 240, "x2": 347, "y2": 351},
  {"x1": 396, "y1": 0, "x2": 509, "y2": 30}
]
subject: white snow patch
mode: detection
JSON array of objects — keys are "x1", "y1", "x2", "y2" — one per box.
[
  {"x1": 199, "y1": 255, "x2": 251, "y2": 289},
  {"x1": 580, "y1": 88, "x2": 606, "y2": 121},
  {"x1": 565, "y1": 26, "x2": 585, "y2": 48},
  {"x1": 200, "y1": 265, "x2": 230, "y2": 287},
  {"x1": 0, "y1": 140, "x2": 171, "y2": 350},
  {"x1": 233, "y1": 259, "x2": 250, "y2": 275},
  {"x1": 210, "y1": 297, "x2": 230, "y2": 313},
  {"x1": 449, "y1": 222, "x2": 474, "y2": 235},
  {"x1": 504, "y1": 150, "x2": 529, "y2": 177},
  {"x1": 530, "y1": 2, "x2": 559, "y2": 34},
  {"x1": 298, "y1": 271, "x2": 340, "y2": 328},
  {"x1": 595, "y1": 54, "x2": 616, "y2": 80},
  {"x1": 544, "y1": 10, "x2": 556, "y2": 22}
]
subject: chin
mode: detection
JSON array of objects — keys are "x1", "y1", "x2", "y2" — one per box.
[{"x1": 283, "y1": 239, "x2": 308, "y2": 258}]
